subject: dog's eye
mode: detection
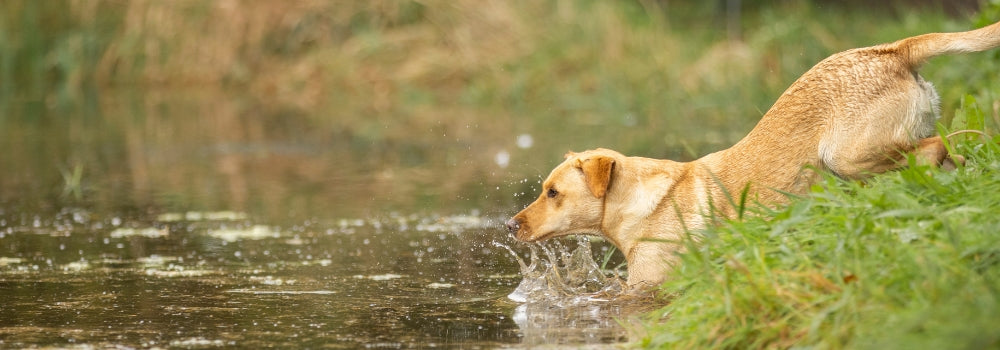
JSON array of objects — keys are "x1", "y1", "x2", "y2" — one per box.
[{"x1": 546, "y1": 188, "x2": 558, "y2": 198}]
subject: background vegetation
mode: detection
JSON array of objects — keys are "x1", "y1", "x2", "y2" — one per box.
[{"x1": 3, "y1": 0, "x2": 995, "y2": 158}]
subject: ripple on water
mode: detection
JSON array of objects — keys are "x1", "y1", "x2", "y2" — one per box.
[
  {"x1": 0, "y1": 257, "x2": 24, "y2": 266},
  {"x1": 207, "y1": 225, "x2": 279, "y2": 242},
  {"x1": 169, "y1": 338, "x2": 230, "y2": 347},
  {"x1": 157, "y1": 211, "x2": 249, "y2": 222},
  {"x1": 109, "y1": 227, "x2": 169, "y2": 238},
  {"x1": 225, "y1": 289, "x2": 337, "y2": 295},
  {"x1": 353, "y1": 273, "x2": 404, "y2": 281}
]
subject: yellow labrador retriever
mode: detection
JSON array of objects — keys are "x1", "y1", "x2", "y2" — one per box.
[{"x1": 506, "y1": 20, "x2": 1000, "y2": 288}]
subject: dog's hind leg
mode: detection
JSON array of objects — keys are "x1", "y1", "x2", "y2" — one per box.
[
  {"x1": 822, "y1": 135, "x2": 964, "y2": 179},
  {"x1": 915, "y1": 135, "x2": 967, "y2": 171}
]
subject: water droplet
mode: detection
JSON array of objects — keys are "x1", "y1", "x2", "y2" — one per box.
[
  {"x1": 516, "y1": 134, "x2": 534, "y2": 149},
  {"x1": 495, "y1": 150, "x2": 510, "y2": 168}
]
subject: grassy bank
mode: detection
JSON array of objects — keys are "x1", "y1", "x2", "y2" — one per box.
[{"x1": 639, "y1": 93, "x2": 1000, "y2": 348}]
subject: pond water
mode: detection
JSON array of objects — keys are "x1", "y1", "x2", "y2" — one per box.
[{"x1": 0, "y1": 90, "x2": 748, "y2": 348}]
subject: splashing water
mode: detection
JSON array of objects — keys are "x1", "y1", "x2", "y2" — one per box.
[
  {"x1": 494, "y1": 236, "x2": 625, "y2": 304},
  {"x1": 494, "y1": 237, "x2": 661, "y2": 346}
]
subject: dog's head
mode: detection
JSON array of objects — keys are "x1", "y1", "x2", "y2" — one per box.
[{"x1": 505, "y1": 149, "x2": 620, "y2": 242}]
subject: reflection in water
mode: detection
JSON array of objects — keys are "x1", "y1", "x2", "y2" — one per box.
[
  {"x1": 514, "y1": 302, "x2": 631, "y2": 346},
  {"x1": 0, "y1": 89, "x2": 536, "y2": 222}
]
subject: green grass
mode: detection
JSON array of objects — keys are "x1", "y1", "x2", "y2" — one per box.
[{"x1": 638, "y1": 95, "x2": 1000, "y2": 348}]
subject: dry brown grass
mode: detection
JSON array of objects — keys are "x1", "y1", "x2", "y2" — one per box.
[{"x1": 81, "y1": 1, "x2": 549, "y2": 112}]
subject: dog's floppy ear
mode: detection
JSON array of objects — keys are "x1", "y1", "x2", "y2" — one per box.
[{"x1": 576, "y1": 156, "x2": 615, "y2": 198}]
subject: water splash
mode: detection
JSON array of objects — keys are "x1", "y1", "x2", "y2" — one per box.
[{"x1": 494, "y1": 236, "x2": 625, "y2": 304}]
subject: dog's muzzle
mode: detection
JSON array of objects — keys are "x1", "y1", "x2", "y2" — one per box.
[{"x1": 504, "y1": 218, "x2": 521, "y2": 233}]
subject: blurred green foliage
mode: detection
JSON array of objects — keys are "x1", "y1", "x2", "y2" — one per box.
[{"x1": 1, "y1": 0, "x2": 997, "y2": 201}]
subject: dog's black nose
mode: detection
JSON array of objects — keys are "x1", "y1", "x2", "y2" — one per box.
[{"x1": 505, "y1": 218, "x2": 521, "y2": 233}]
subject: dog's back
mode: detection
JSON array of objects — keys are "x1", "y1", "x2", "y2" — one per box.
[{"x1": 716, "y1": 20, "x2": 1000, "y2": 197}]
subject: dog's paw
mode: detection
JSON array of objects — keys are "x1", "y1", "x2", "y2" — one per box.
[{"x1": 941, "y1": 154, "x2": 966, "y2": 171}]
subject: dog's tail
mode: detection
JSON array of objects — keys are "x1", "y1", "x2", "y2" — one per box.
[{"x1": 892, "y1": 20, "x2": 1000, "y2": 67}]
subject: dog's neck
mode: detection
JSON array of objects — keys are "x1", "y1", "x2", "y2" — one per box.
[{"x1": 599, "y1": 157, "x2": 716, "y2": 285}]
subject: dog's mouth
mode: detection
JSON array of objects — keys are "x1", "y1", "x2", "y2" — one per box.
[
  {"x1": 511, "y1": 226, "x2": 538, "y2": 242},
  {"x1": 507, "y1": 217, "x2": 558, "y2": 242},
  {"x1": 514, "y1": 228, "x2": 558, "y2": 243},
  {"x1": 515, "y1": 231, "x2": 541, "y2": 242},
  {"x1": 513, "y1": 228, "x2": 535, "y2": 242}
]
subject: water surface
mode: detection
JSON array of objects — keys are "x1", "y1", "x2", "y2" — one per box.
[{"x1": 0, "y1": 90, "x2": 738, "y2": 348}]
